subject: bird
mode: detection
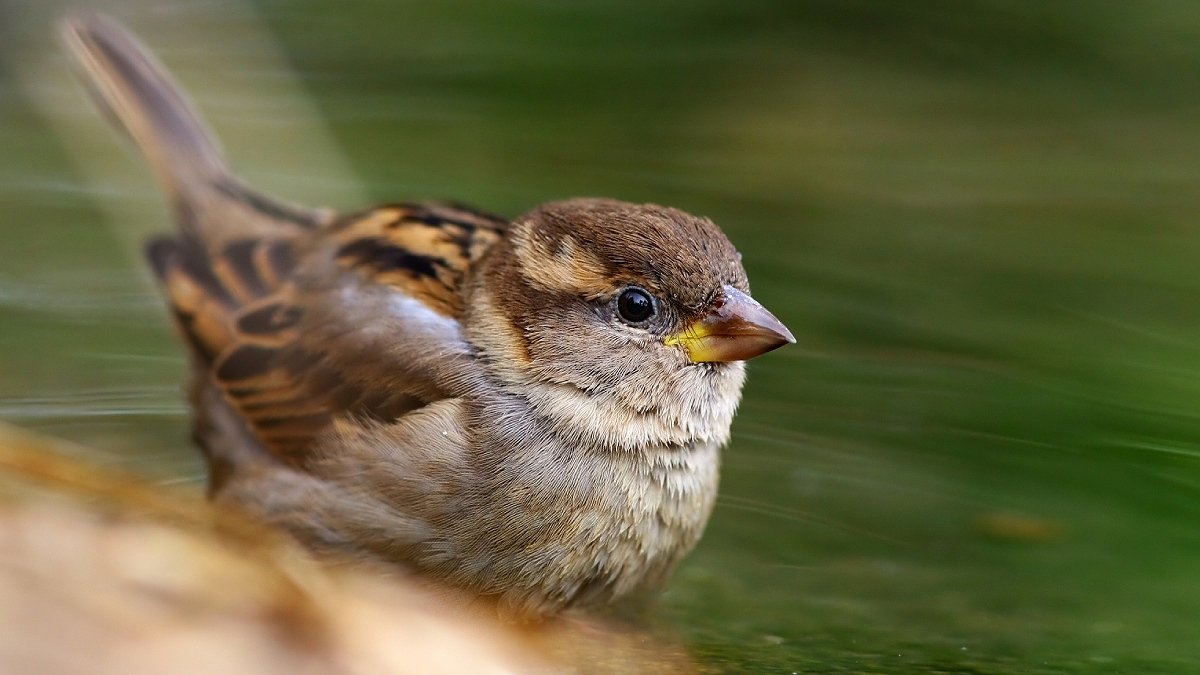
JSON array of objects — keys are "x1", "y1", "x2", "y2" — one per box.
[{"x1": 60, "y1": 12, "x2": 794, "y2": 618}]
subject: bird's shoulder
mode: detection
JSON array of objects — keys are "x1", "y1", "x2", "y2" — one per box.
[{"x1": 319, "y1": 201, "x2": 509, "y2": 317}]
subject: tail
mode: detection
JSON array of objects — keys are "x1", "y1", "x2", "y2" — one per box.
[{"x1": 58, "y1": 11, "x2": 327, "y2": 249}]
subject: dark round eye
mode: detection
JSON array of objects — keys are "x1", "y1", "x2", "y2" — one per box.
[{"x1": 616, "y1": 287, "x2": 655, "y2": 324}]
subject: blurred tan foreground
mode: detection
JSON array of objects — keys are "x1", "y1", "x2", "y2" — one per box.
[{"x1": 0, "y1": 422, "x2": 692, "y2": 675}]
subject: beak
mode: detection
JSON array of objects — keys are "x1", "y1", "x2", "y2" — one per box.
[{"x1": 665, "y1": 285, "x2": 795, "y2": 363}]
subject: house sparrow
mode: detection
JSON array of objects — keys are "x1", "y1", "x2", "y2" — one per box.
[{"x1": 61, "y1": 12, "x2": 794, "y2": 617}]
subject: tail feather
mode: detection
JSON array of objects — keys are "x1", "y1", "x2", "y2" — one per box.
[
  {"x1": 60, "y1": 12, "x2": 226, "y2": 210},
  {"x1": 59, "y1": 11, "x2": 327, "y2": 249}
]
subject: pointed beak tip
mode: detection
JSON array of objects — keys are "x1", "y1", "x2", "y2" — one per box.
[
  {"x1": 759, "y1": 325, "x2": 795, "y2": 355},
  {"x1": 779, "y1": 323, "x2": 797, "y2": 345}
]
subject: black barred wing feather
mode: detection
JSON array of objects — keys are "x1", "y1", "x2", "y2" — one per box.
[
  {"x1": 147, "y1": 202, "x2": 507, "y2": 463},
  {"x1": 329, "y1": 202, "x2": 506, "y2": 316}
]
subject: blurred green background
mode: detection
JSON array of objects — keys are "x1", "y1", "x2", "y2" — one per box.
[{"x1": 3, "y1": 1, "x2": 1200, "y2": 672}]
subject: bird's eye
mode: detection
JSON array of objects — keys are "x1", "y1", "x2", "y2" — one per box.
[{"x1": 616, "y1": 287, "x2": 655, "y2": 324}]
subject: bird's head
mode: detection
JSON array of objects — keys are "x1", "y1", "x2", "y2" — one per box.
[{"x1": 465, "y1": 198, "x2": 793, "y2": 451}]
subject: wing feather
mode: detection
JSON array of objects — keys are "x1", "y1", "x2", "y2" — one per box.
[{"x1": 147, "y1": 203, "x2": 506, "y2": 463}]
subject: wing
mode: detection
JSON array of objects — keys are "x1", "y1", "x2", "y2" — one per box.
[{"x1": 150, "y1": 202, "x2": 507, "y2": 463}]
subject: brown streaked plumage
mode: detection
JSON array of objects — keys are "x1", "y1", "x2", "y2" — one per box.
[{"x1": 62, "y1": 12, "x2": 794, "y2": 617}]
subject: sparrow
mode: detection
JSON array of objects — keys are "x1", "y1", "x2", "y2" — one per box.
[{"x1": 61, "y1": 12, "x2": 794, "y2": 618}]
